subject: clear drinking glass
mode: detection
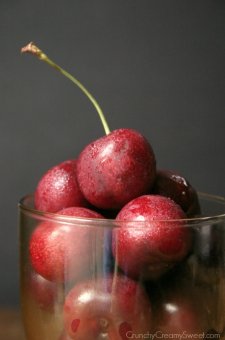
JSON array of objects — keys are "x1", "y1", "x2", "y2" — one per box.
[{"x1": 19, "y1": 193, "x2": 225, "y2": 340}]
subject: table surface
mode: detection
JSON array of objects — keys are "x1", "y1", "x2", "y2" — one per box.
[{"x1": 0, "y1": 308, "x2": 26, "y2": 340}]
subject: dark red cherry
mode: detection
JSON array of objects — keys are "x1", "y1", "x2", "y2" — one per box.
[
  {"x1": 152, "y1": 283, "x2": 208, "y2": 333},
  {"x1": 112, "y1": 195, "x2": 192, "y2": 280},
  {"x1": 63, "y1": 274, "x2": 152, "y2": 339},
  {"x1": 34, "y1": 159, "x2": 87, "y2": 213},
  {"x1": 152, "y1": 169, "x2": 201, "y2": 217},
  {"x1": 76, "y1": 128, "x2": 156, "y2": 209},
  {"x1": 154, "y1": 300, "x2": 203, "y2": 333},
  {"x1": 29, "y1": 207, "x2": 104, "y2": 282}
]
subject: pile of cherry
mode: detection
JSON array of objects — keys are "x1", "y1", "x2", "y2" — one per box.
[
  {"x1": 28, "y1": 128, "x2": 209, "y2": 339},
  {"x1": 21, "y1": 42, "x2": 215, "y2": 339}
]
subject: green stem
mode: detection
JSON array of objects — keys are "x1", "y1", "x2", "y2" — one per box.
[{"x1": 21, "y1": 42, "x2": 110, "y2": 135}]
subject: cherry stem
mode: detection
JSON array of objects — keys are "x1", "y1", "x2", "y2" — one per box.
[{"x1": 21, "y1": 42, "x2": 110, "y2": 135}]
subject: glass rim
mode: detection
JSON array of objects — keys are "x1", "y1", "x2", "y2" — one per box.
[{"x1": 18, "y1": 192, "x2": 225, "y2": 226}]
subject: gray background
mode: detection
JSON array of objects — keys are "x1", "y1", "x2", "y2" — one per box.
[{"x1": 0, "y1": 0, "x2": 224, "y2": 306}]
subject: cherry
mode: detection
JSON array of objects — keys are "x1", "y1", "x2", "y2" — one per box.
[
  {"x1": 29, "y1": 207, "x2": 104, "y2": 282},
  {"x1": 153, "y1": 293, "x2": 206, "y2": 333},
  {"x1": 152, "y1": 169, "x2": 201, "y2": 217},
  {"x1": 63, "y1": 274, "x2": 153, "y2": 339},
  {"x1": 77, "y1": 128, "x2": 156, "y2": 209},
  {"x1": 34, "y1": 159, "x2": 87, "y2": 213},
  {"x1": 152, "y1": 282, "x2": 208, "y2": 333},
  {"x1": 27, "y1": 272, "x2": 63, "y2": 311},
  {"x1": 112, "y1": 195, "x2": 192, "y2": 280}
]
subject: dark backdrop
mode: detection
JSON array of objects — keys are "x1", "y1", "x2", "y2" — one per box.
[{"x1": 0, "y1": 0, "x2": 224, "y2": 305}]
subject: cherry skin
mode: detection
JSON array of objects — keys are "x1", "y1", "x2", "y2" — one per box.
[
  {"x1": 34, "y1": 159, "x2": 87, "y2": 213},
  {"x1": 152, "y1": 169, "x2": 201, "y2": 217},
  {"x1": 112, "y1": 195, "x2": 192, "y2": 280},
  {"x1": 63, "y1": 274, "x2": 153, "y2": 339},
  {"x1": 76, "y1": 128, "x2": 156, "y2": 210},
  {"x1": 29, "y1": 207, "x2": 104, "y2": 282}
]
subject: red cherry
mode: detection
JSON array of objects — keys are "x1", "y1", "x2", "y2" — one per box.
[
  {"x1": 154, "y1": 300, "x2": 204, "y2": 333},
  {"x1": 112, "y1": 195, "x2": 192, "y2": 280},
  {"x1": 152, "y1": 169, "x2": 201, "y2": 217},
  {"x1": 76, "y1": 128, "x2": 156, "y2": 210},
  {"x1": 29, "y1": 207, "x2": 104, "y2": 282},
  {"x1": 153, "y1": 284, "x2": 207, "y2": 333},
  {"x1": 34, "y1": 159, "x2": 87, "y2": 213},
  {"x1": 63, "y1": 274, "x2": 153, "y2": 339},
  {"x1": 27, "y1": 272, "x2": 61, "y2": 311}
]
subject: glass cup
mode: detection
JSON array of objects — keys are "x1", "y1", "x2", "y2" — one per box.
[{"x1": 19, "y1": 193, "x2": 225, "y2": 340}]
